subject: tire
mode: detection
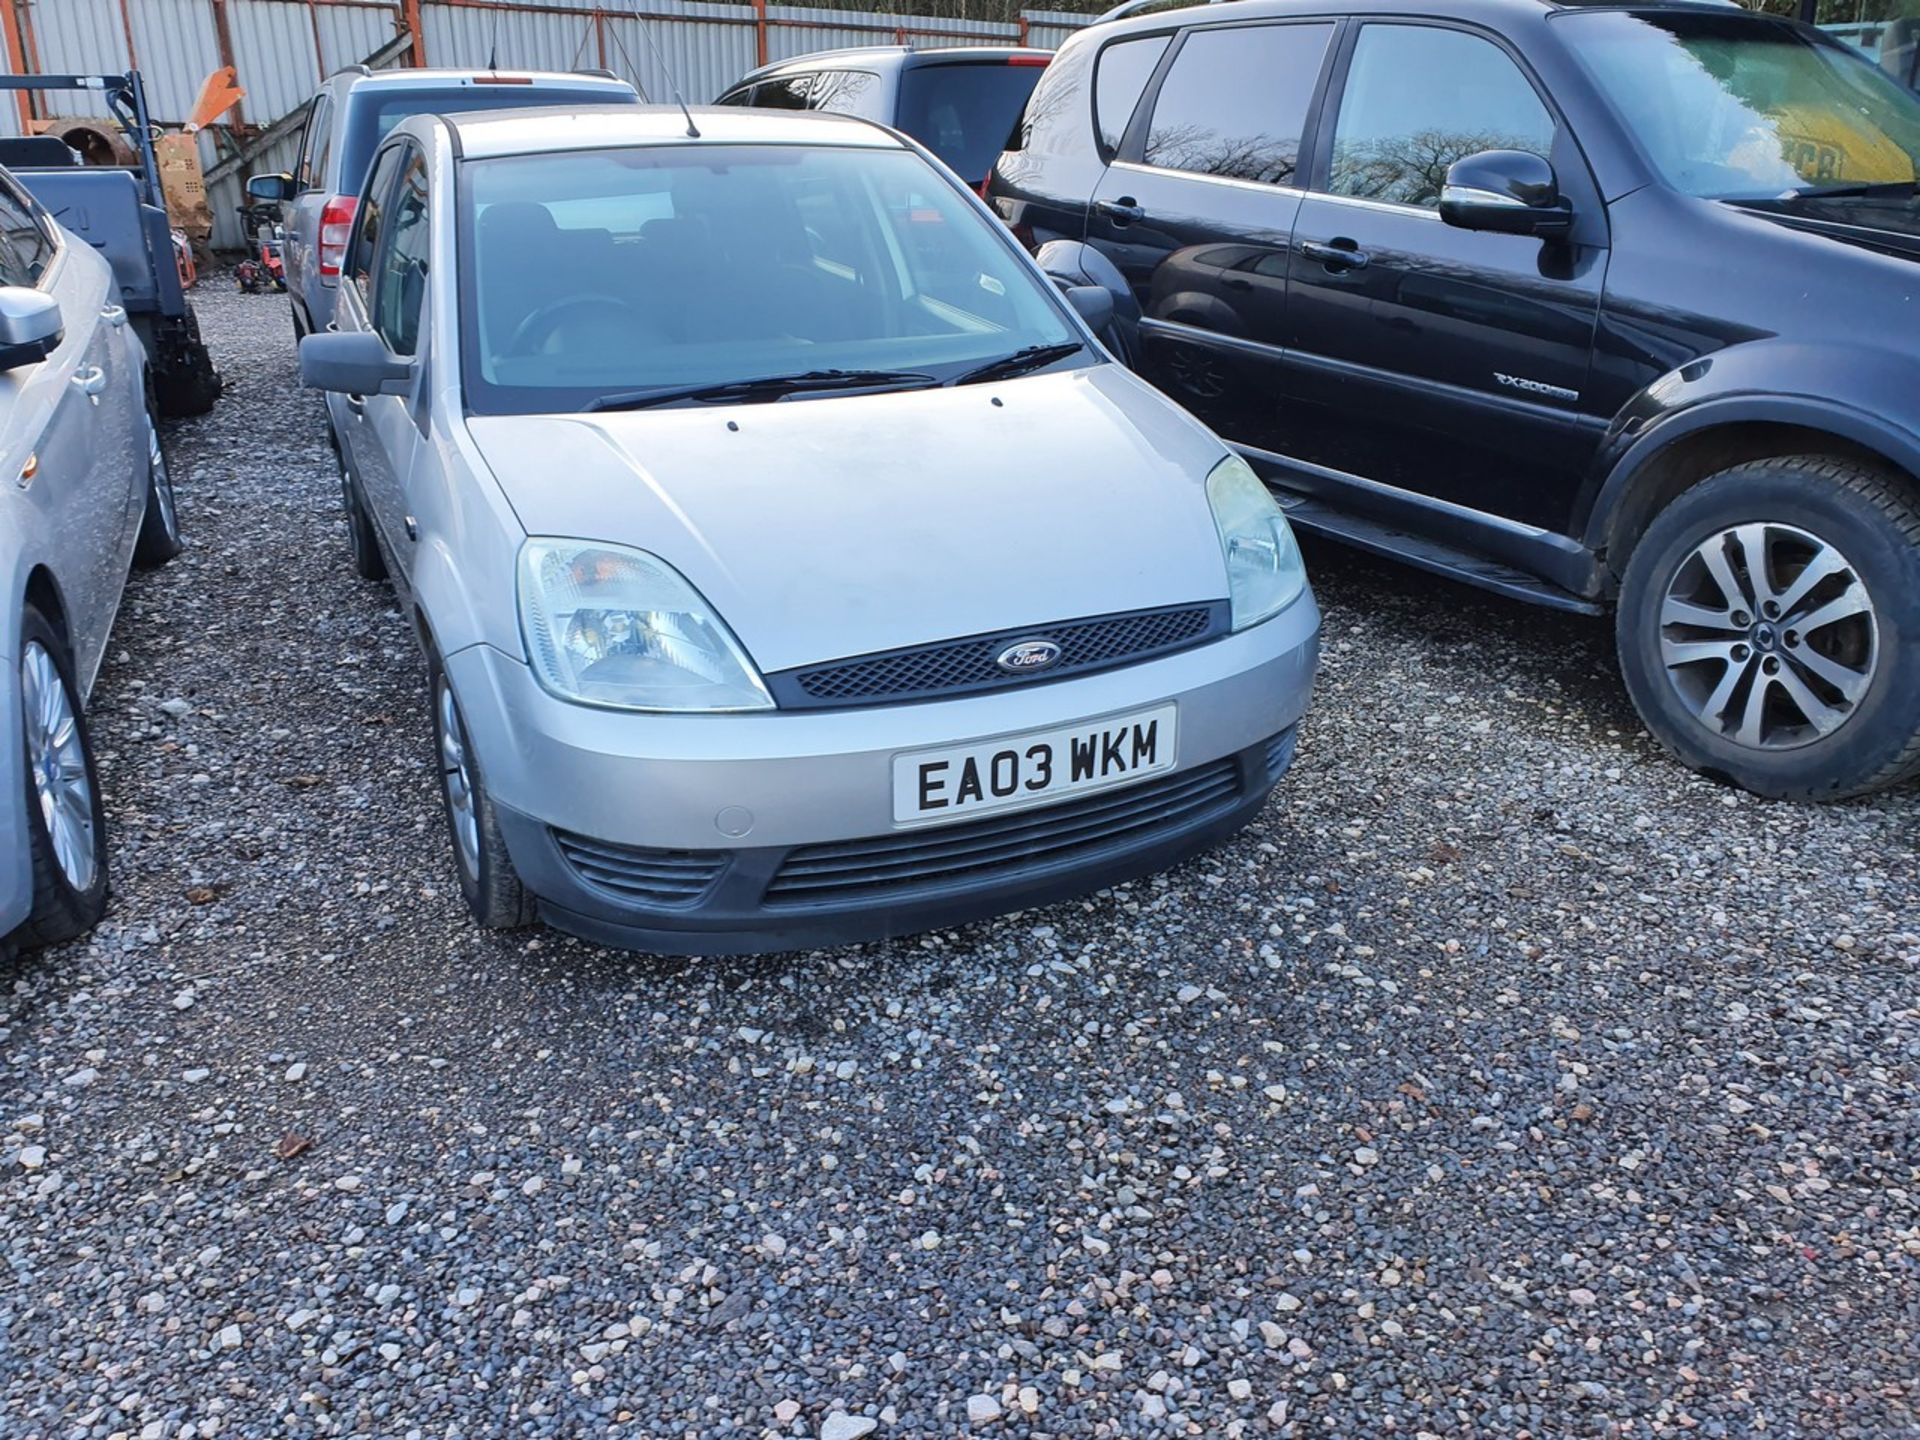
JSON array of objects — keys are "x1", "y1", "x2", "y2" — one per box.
[
  {"x1": 150, "y1": 307, "x2": 222, "y2": 417},
  {"x1": 8, "y1": 607, "x2": 109, "y2": 950},
  {"x1": 292, "y1": 304, "x2": 307, "y2": 344},
  {"x1": 1617, "y1": 455, "x2": 1920, "y2": 800},
  {"x1": 428, "y1": 652, "x2": 535, "y2": 931},
  {"x1": 133, "y1": 413, "x2": 183, "y2": 568},
  {"x1": 337, "y1": 448, "x2": 387, "y2": 582}
]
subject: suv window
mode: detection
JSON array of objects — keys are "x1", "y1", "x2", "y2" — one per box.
[
  {"x1": 373, "y1": 152, "x2": 429, "y2": 355},
  {"x1": 0, "y1": 180, "x2": 51, "y2": 287},
  {"x1": 1328, "y1": 24, "x2": 1555, "y2": 208},
  {"x1": 298, "y1": 94, "x2": 332, "y2": 189},
  {"x1": 896, "y1": 62, "x2": 1048, "y2": 181},
  {"x1": 1096, "y1": 35, "x2": 1170, "y2": 155},
  {"x1": 348, "y1": 143, "x2": 406, "y2": 309},
  {"x1": 756, "y1": 73, "x2": 813, "y2": 110},
  {"x1": 338, "y1": 84, "x2": 630, "y2": 198},
  {"x1": 807, "y1": 70, "x2": 882, "y2": 117},
  {"x1": 1143, "y1": 24, "x2": 1334, "y2": 185}
]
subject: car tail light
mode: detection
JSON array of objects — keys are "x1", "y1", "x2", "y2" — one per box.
[{"x1": 318, "y1": 194, "x2": 356, "y2": 278}]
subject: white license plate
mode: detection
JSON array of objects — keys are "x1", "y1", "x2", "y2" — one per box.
[{"x1": 892, "y1": 703, "x2": 1178, "y2": 826}]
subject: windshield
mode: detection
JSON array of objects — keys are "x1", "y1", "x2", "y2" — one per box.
[
  {"x1": 456, "y1": 143, "x2": 1082, "y2": 414},
  {"x1": 340, "y1": 86, "x2": 629, "y2": 194},
  {"x1": 1567, "y1": 11, "x2": 1920, "y2": 199},
  {"x1": 897, "y1": 62, "x2": 1047, "y2": 182}
]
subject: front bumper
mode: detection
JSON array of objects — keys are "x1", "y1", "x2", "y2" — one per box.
[{"x1": 445, "y1": 593, "x2": 1319, "y2": 955}]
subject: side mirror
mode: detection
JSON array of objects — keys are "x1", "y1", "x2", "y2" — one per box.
[
  {"x1": 300, "y1": 330, "x2": 416, "y2": 396},
  {"x1": 0, "y1": 287, "x2": 63, "y2": 370},
  {"x1": 1065, "y1": 284, "x2": 1114, "y2": 333},
  {"x1": 246, "y1": 172, "x2": 296, "y2": 202},
  {"x1": 1439, "y1": 150, "x2": 1572, "y2": 238}
]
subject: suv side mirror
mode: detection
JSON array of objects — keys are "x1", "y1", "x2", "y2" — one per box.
[
  {"x1": 0, "y1": 287, "x2": 63, "y2": 370},
  {"x1": 1440, "y1": 150, "x2": 1572, "y2": 239},
  {"x1": 1065, "y1": 285, "x2": 1114, "y2": 333},
  {"x1": 300, "y1": 330, "x2": 416, "y2": 396},
  {"x1": 246, "y1": 172, "x2": 296, "y2": 202}
]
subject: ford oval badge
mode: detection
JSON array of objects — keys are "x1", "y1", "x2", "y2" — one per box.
[{"x1": 996, "y1": 638, "x2": 1063, "y2": 675}]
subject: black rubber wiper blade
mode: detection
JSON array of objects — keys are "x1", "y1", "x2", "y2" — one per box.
[
  {"x1": 948, "y1": 342, "x2": 1086, "y2": 387},
  {"x1": 584, "y1": 369, "x2": 938, "y2": 413},
  {"x1": 1788, "y1": 181, "x2": 1919, "y2": 199}
]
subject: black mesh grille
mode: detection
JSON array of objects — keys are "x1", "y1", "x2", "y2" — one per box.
[
  {"x1": 768, "y1": 603, "x2": 1226, "y2": 709},
  {"x1": 553, "y1": 832, "x2": 727, "y2": 906},
  {"x1": 764, "y1": 757, "x2": 1242, "y2": 906}
]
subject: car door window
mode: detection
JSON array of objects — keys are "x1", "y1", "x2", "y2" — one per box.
[
  {"x1": 372, "y1": 152, "x2": 429, "y2": 356},
  {"x1": 1096, "y1": 35, "x2": 1170, "y2": 155},
  {"x1": 1142, "y1": 23, "x2": 1334, "y2": 185},
  {"x1": 347, "y1": 144, "x2": 405, "y2": 310},
  {"x1": 1328, "y1": 24, "x2": 1555, "y2": 208},
  {"x1": 0, "y1": 180, "x2": 51, "y2": 286}
]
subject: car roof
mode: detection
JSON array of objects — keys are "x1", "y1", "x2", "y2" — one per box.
[
  {"x1": 1083, "y1": 0, "x2": 1745, "y2": 36},
  {"x1": 336, "y1": 66, "x2": 636, "y2": 94},
  {"x1": 738, "y1": 44, "x2": 1051, "y2": 84},
  {"x1": 430, "y1": 104, "x2": 908, "y2": 159}
]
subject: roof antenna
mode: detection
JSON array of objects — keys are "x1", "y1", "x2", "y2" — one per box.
[
  {"x1": 487, "y1": 8, "x2": 501, "y2": 71},
  {"x1": 628, "y1": 4, "x2": 699, "y2": 137}
]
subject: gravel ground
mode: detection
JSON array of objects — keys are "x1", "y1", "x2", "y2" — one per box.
[{"x1": 4, "y1": 281, "x2": 1917, "y2": 1440}]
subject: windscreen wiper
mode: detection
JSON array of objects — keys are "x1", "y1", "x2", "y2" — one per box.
[
  {"x1": 1788, "y1": 180, "x2": 1919, "y2": 200},
  {"x1": 583, "y1": 368, "x2": 938, "y2": 412},
  {"x1": 948, "y1": 342, "x2": 1086, "y2": 387}
]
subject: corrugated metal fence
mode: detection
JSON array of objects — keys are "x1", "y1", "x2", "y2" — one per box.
[{"x1": 0, "y1": 0, "x2": 1094, "y2": 248}]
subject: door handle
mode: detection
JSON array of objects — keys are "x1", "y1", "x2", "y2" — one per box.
[
  {"x1": 1094, "y1": 196, "x2": 1145, "y2": 226},
  {"x1": 71, "y1": 365, "x2": 108, "y2": 403},
  {"x1": 344, "y1": 393, "x2": 365, "y2": 414},
  {"x1": 1300, "y1": 239, "x2": 1369, "y2": 271},
  {"x1": 100, "y1": 304, "x2": 127, "y2": 327}
]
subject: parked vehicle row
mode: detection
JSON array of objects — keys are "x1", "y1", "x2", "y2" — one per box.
[
  {"x1": 989, "y1": 0, "x2": 1920, "y2": 802},
  {"x1": 1, "y1": 164, "x2": 182, "y2": 956}
]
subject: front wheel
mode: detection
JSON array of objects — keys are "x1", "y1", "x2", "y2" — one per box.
[
  {"x1": 1617, "y1": 456, "x2": 1920, "y2": 800},
  {"x1": 428, "y1": 656, "x2": 535, "y2": 931},
  {"x1": 8, "y1": 607, "x2": 109, "y2": 950},
  {"x1": 133, "y1": 414, "x2": 183, "y2": 568}
]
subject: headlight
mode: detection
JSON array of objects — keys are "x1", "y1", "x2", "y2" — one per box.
[
  {"x1": 1206, "y1": 454, "x2": 1307, "y2": 630},
  {"x1": 517, "y1": 539, "x2": 773, "y2": 712}
]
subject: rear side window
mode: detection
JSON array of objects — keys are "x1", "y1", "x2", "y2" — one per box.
[
  {"x1": 807, "y1": 70, "x2": 883, "y2": 117},
  {"x1": 1328, "y1": 25, "x2": 1555, "y2": 207},
  {"x1": 755, "y1": 73, "x2": 814, "y2": 110},
  {"x1": 1143, "y1": 24, "x2": 1334, "y2": 185},
  {"x1": 1095, "y1": 35, "x2": 1170, "y2": 154},
  {"x1": 297, "y1": 94, "x2": 332, "y2": 189},
  {"x1": 339, "y1": 85, "x2": 631, "y2": 196},
  {"x1": 896, "y1": 61, "x2": 1048, "y2": 182}
]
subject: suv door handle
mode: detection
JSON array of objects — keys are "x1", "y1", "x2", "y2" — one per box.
[
  {"x1": 1300, "y1": 239, "x2": 1369, "y2": 271},
  {"x1": 71, "y1": 365, "x2": 108, "y2": 401},
  {"x1": 344, "y1": 393, "x2": 365, "y2": 414},
  {"x1": 1094, "y1": 196, "x2": 1145, "y2": 226},
  {"x1": 100, "y1": 304, "x2": 127, "y2": 327}
]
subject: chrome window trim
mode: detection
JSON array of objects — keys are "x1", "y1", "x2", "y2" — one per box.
[
  {"x1": 1309, "y1": 189, "x2": 1443, "y2": 220},
  {"x1": 1111, "y1": 158, "x2": 1305, "y2": 200}
]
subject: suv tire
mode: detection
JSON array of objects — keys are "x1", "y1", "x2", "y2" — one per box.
[
  {"x1": 133, "y1": 414, "x2": 183, "y2": 568},
  {"x1": 337, "y1": 450, "x2": 386, "y2": 582},
  {"x1": 1617, "y1": 455, "x2": 1920, "y2": 800},
  {"x1": 9, "y1": 606, "x2": 110, "y2": 950}
]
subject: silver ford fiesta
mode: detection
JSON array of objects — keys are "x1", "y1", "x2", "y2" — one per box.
[{"x1": 298, "y1": 105, "x2": 1320, "y2": 954}]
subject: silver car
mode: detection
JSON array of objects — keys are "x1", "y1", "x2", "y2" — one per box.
[
  {"x1": 299, "y1": 106, "x2": 1319, "y2": 955},
  {"x1": 1, "y1": 167, "x2": 182, "y2": 954},
  {"x1": 247, "y1": 66, "x2": 638, "y2": 339}
]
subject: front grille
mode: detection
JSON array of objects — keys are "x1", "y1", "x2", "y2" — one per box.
[
  {"x1": 764, "y1": 757, "x2": 1242, "y2": 906},
  {"x1": 553, "y1": 831, "x2": 727, "y2": 906},
  {"x1": 767, "y1": 603, "x2": 1227, "y2": 710}
]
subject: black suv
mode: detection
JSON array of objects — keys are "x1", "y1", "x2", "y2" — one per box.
[{"x1": 990, "y1": 0, "x2": 1920, "y2": 800}]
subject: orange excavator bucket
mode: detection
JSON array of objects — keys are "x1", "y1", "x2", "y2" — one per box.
[{"x1": 185, "y1": 66, "x2": 245, "y2": 133}]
